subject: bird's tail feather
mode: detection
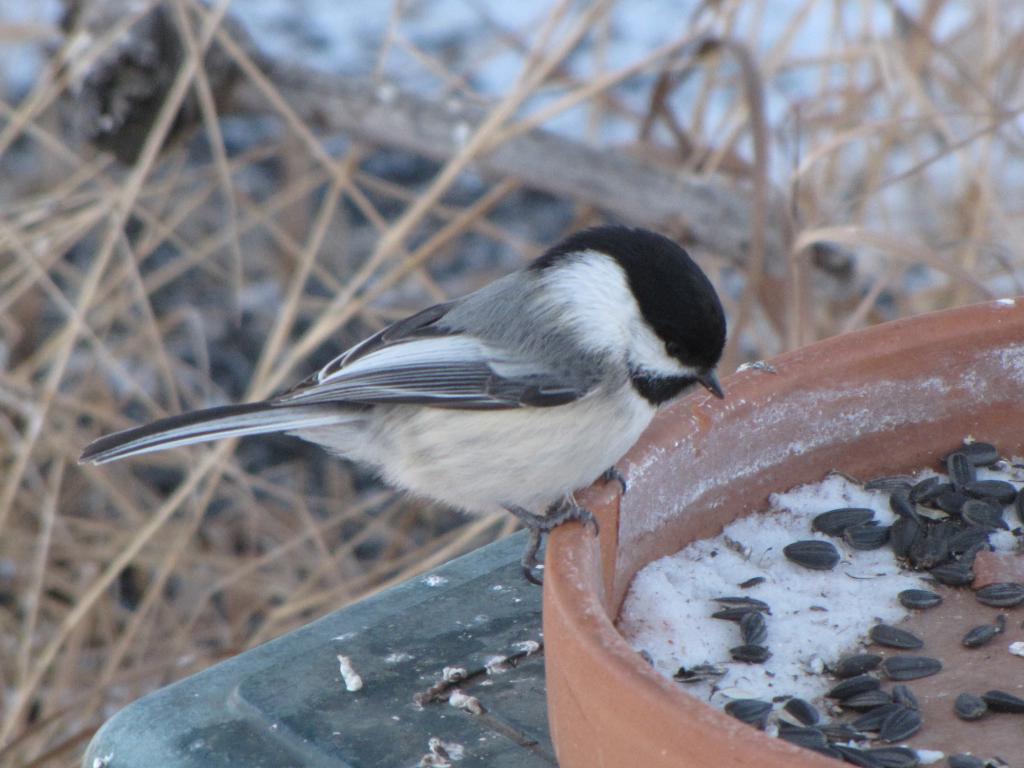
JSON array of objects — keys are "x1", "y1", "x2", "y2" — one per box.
[{"x1": 79, "y1": 402, "x2": 351, "y2": 465}]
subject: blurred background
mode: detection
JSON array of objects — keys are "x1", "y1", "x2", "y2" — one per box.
[{"x1": 1, "y1": 1, "x2": 1022, "y2": 764}]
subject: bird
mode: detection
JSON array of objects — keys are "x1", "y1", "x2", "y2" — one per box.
[{"x1": 80, "y1": 225, "x2": 727, "y2": 583}]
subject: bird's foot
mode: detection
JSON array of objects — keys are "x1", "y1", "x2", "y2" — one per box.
[
  {"x1": 504, "y1": 498, "x2": 599, "y2": 585},
  {"x1": 600, "y1": 465, "x2": 628, "y2": 494}
]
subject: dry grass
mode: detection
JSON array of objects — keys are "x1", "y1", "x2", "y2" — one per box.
[{"x1": 1, "y1": 0, "x2": 1023, "y2": 764}]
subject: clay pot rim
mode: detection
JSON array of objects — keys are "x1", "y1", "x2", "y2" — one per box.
[{"x1": 543, "y1": 297, "x2": 1023, "y2": 767}]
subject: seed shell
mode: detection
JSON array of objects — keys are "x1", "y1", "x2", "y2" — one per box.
[
  {"x1": 946, "y1": 451, "x2": 976, "y2": 490},
  {"x1": 832, "y1": 653, "x2": 883, "y2": 679},
  {"x1": 964, "y1": 479, "x2": 1017, "y2": 503},
  {"x1": 946, "y1": 526, "x2": 991, "y2": 555},
  {"x1": 949, "y1": 441, "x2": 1000, "y2": 466},
  {"x1": 880, "y1": 655, "x2": 942, "y2": 681},
  {"x1": 934, "y1": 489, "x2": 969, "y2": 513},
  {"x1": 827, "y1": 674, "x2": 881, "y2": 700},
  {"x1": 724, "y1": 698, "x2": 772, "y2": 727},
  {"x1": 851, "y1": 702, "x2": 902, "y2": 732},
  {"x1": 961, "y1": 624, "x2": 998, "y2": 648},
  {"x1": 782, "y1": 697, "x2": 819, "y2": 726},
  {"x1": 953, "y1": 692, "x2": 987, "y2": 721},
  {"x1": 981, "y1": 689, "x2": 1024, "y2": 713},
  {"x1": 866, "y1": 746, "x2": 919, "y2": 768},
  {"x1": 865, "y1": 475, "x2": 915, "y2": 493},
  {"x1": 713, "y1": 595, "x2": 771, "y2": 611},
  {"x1": 844, "y1": 523, "x2": 891, "y2": 550},
  {"x1": 929, "y1": 561, "x2": 974, "y2": 587},
  {"x1": 818, "y1": 722, "x2": 867, "y2": 743},
  {"x1": 738, "y1": 576, "x2": 765, "y2": 589},
  {"x1": 888, "y1": 492, "x2": 919, "y2": 521},
  {"x1": 783, "y1": 539, "x2": 840, "y2": 570},
  {"x1": 776, "y1": 723, "x2": 828, "y2": 750},
  {"x1": 960, "y1": 499, "x2": 1007, "y2": 530},
  {"x1": 840, "y1": 690, "x2": 894, "y2": 711},
  {"x1": 879, "y1": 706, "x2": 922, "y2": 742},
  {"x1": 870, "y1": 623, "x2": 924, "y2": 650},
  {"x1": 909, "y1": 476, "x2": 941, "y2": 503},
  {"x1": 889, "y1": 517, "x2": 922, "y2": 559},
  {"x1": 947, "y1": 756, "x2": 985, "y2": 768},
  {"x1": 897, "y1": 589, "x2": 942, "y2": 609},
  {"x1": 739, "y1": 611, "x2": 767, "y2": 646},
  {"x1": 812, "y1": 508, "x2": 875, "y2": 536},
  {"x1": 832, "y1": 744, "x2": 884, "y2": 768},
  {"x1": 891, "y1": 685, "x2": 919, "y2": 711},
  {"x1": 975, "y1": 582, "x2": 1024, "y2": 607},
  {"x1": 909, "y1": 527, "x2": 950, "y2": 570},
  {"x1": 729, "y1": 644, "x2": 771, "y2": 663},
  {"x1": 711, "y1": 607, "x2": 756, "y2": 621}
]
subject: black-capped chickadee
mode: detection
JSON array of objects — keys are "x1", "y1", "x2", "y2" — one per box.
[{"x1": 80, "y1": 226, "x2": 726, "y2": 583}]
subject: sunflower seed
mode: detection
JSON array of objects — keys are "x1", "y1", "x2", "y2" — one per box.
[
  {"x1": 844, "y1": 524, "x2": 891, "y2": 550},
  {"x1": 673, "y1": 663, "x2": 726, "y2": 683},
  {"x1": 832, "y1": 653, "x2": 883, "y2": 679},
  {"x1": 964, "y1": 479, "x2": 1017, "y2": 504},
  {"x1": 738, "y1": 576, "x2": 765, "y2": 589},
  {"x1": 866, "y1": 746, "x2": 919, "y2": 768},
  {"x1": 961, "y1": 499, "x2": 1008, "y2": 530},
  {"x1": 909, "y1": 528, "x2": 950, "y2": 569},
  {"x1": 851, "y1": 702, "x2": 902, "y2": 731},
  {"x1": 898, "y1": 589, "x2": 943, "y2": 609},
  {"x1": 740, "y1": 611, "x2": 767, "y2": 645},
  {"x1": 833, "y1": 744, "x2": 885, "y2": 767},
  {"x1": 888, "y1": 492, "x2": 920, "y2": 521},
  {"x1": 889, "y1": 517, "x2": 922, "y2": 559},
  {"x1": 724, "y1": 698, "x2": 772, "y2": 727},
  {"x1": 995, "y1": 614, "x2": 1007, "y2": 634},
  {"x1": 962, "y1": 624, "x2": 999, "y2": 648},
  {"x1": 909, "y1": 476, "x2": 942, "y2": 504},
  {"x1": 891, "y1": 685, "x2": 919, "y2": 711},
  {"x1": 819, "y1": 722, "x2": 867, "y2": 743},
  {"x1": 1015, "y1": 491, "x2": 1024, "y2": 527},
  {"x1": 711, "y1": 607, "x2": 756, "y2": 621},
  {"x1": 777, "y1": 723, "x2": 829, "y2": 750},
  {"x1": 879, "y1": 706, "x2": 922, "y2": 742},
  {"x1": 784, "y1": 540, "x2": 840, "y2": 570},
  {"x1": 947, "y1": 451, "x2": 976, "y2": 490},
  {"x1": 828, "y1": 674, "x2": 881, "y2": 700},
  {"x1": 947, "y1": 756, "x2": 985, "y2": 768},
  {"x1": 713, "y1": 595, "x2": 771, "y2": 611},
  {"x1": 981, "y1": 689, "x2": 1024, "y2": 713},
  {"x1": 929, "y1": 561, "x2": 974, "y2": 587},
  {"x1": 865, "y1": 475, "x2": 915, "y2": 493},
  {"x1": 975, "y1": 582, "x2": 1024, "y2": 607},
  {"x1": 881, "y1": 655, "x2": 942, "y2": 681},
  {"x1": 950, "y1": 441, "x2": 1000, "y2": 466},
  {"x1": 947, "y1": 526, "x2": 992, "y2": 555},
  {"x1": 870, "y1": 624, "x2": 924, "y2": 650},
  {"x1": 840, "y1": 689, "x2": 894, "y2": 711},
  {"x1": 730, "y1": 644, "x2": 771, "y2": 663},
  {"x1": 813, "y1": 508, "x2": 875, "y2": 536},
  {"x1": 783, "y1": 697, "x2": 820, "y2": 726},
  {"x1": 953, "y1": 692, "x2": 988, "y2": 721}
]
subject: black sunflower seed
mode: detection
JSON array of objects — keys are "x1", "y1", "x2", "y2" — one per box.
[
  {"x1": 713, "y1": 595, "x2": 771, "y2": 611},
  {"x1": 828, "y1": 674, "x2": 881, "y2": 700},
  {"x1": 947, "y1": 451, "x2": 976, "y2": 491},
  {"x1": 730, "y1": 644, "x2": 771, "y2": 663},
  {"x1": 783, "y1": 697, "x2": 820, "y2": 726},
  {"x1": 879, "y1": 706, "x2": 921, "y2": 742},
  {"x1": 1015, "y1": 491, "x2": 1024, "y2": 527},
  {"x1": 898, "y1": 589, "x2": 943, "y2": 609},
  {"x1": 891, "y1": 685, "x2": 919, "y2": 711},
  {"x1": 833, "y1": 744, "x2": 884, "y2": 768},
  {"x1": 949, "y1": 441, "x2": 1000, "y2": 466},
  {"x1": 784, "y1": 540, "x2": 840, "y2": 570},
  {"x1": 946, "y1": 526, "x2": 992, "y2": 555},
  {"x1": 777, "y1": 723, "x2": 828, "y2": 750},
  {"x1": 889, "y1": 517, "x2": 922, "y2": 559},
  {"x1": 818, "y1": 722, "x2": 867, "y2": 743},
  {"x1": 865, "y1": 475, "x2": 915, "y2": 493},
  {"x1": 711, "y1": 607, "x2": 756, "y2": 621},
  {"x1": 975, "y1": 582, "x2": 1024, "y2": 607},
  {"x1": 738, "y1": 576, "x2": 765, "y2": 589},
  {"x1": 870, "y1": 624, "x2": 924, "y2": 650},
  {"x1": 840, "y1": 690, "x2": 894, "y2": 711},
  {"x1": 961, "y1": 499, "x2": 1008, "y2": 530},
  {"x1": 964, "y1": 479, "x2": 1017, "y2": 504},
  {"x1": 813, "y1": 508, "x2": 875, "y2": 536},
  {"x1": 673, "y1": 663, "x2": 726, "y2": 683},
  {"x1": 929, "y1": 561, "x2": 974, "y2": 587},
  {"x1": 909, "y1": 528, "x2": 951, "y2": 569},
  {"x1": 881, "y1": 655, "x2": 942, "y2": 681},
  {"x1": 981, "y1": 689, "x2": 1024, "y2": 713},
  {"x1": 740, "y1": 611, "x2": 767, "y2": 646},
  {"x1": 947, "y1": 756, "x2": 985, "y2": 768},
  {"x1": 851, "y1": 702, "x2": 902, "y2": 732},
  {"x1": 953, "y1": 692, "x2": 987, "y2": 721},
  {"x1": 866, "y1": 746, "x2": 919, "y2": 768},
  {"x1": 724, "y1": 698, "x2": 772, "y2": 727},
  {"x1": 909, "y1": 476, "x2": 941, "y2": 504},
  {"x1": 844, "y1": 524, "x2": 891, "y2": 550},
  {"x1": 962, "y1": 624, "x2": 998, "y2": 648},
  {"x1": 832, "y1": 653, "x2": 883, "y2": 679},
  {"x1": 995, "y1": 614, "x2": 1007, "y2": 633},
  {"x1": 888, "y1": 492, "x2": 920, "y2": 522}
]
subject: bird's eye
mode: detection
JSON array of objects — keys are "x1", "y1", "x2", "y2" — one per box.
[{"x1": 665, "y1": 340, "x2": 681, "y2": 357}]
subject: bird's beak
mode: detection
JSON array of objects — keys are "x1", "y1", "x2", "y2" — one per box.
[{"x1": 698, "y1": 370, "x2": 725, "y2": 399}]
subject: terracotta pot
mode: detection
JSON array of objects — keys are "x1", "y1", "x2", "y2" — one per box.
[{"x1": 543, "y1": 299, "x2": 1024, "y2": 767}]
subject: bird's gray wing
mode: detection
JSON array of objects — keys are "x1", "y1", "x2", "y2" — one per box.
[{"x1": 274, "y1": 303, "x2": 587, "y2": 410}]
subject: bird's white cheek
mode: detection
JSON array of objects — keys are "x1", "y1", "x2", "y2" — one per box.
[{"x1": 629, "y1": 319, "x2": 698, "y2": 378}]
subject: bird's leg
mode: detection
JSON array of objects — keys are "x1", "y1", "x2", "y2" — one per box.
[
  {"x1": 504, "y1": 497, "x2": 599, "y2": 585},
  {"x1": 599, "y1": 466, "x2": 628, "y2": 494}
]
